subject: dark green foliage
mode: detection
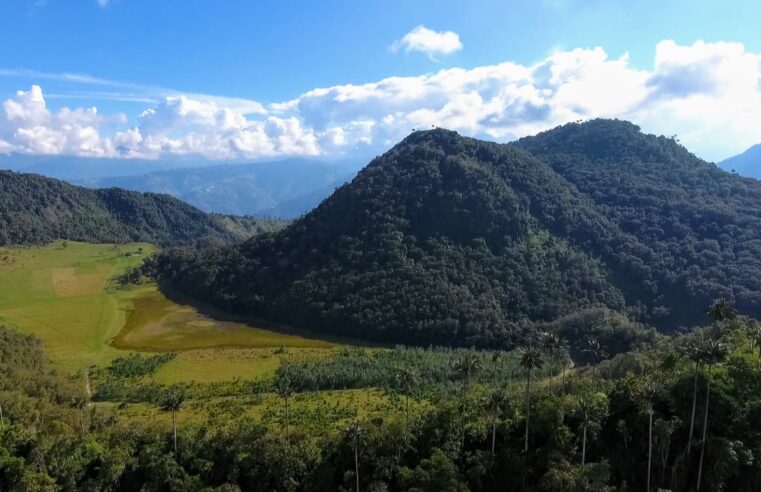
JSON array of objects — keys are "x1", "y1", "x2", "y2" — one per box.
[
  {"x1": 277, "y1": 346, "x2": 563, "y2": 395},
  {"x1": 150, "y1": 128, "x2": 630, "y2": 347},
  {"x1": 108, "y1": 352, "x2": 176, "y2": 379},
  {"x1": 6, "y1": 310, "x2": 761, "y2": 490},
  {"x1": 0, "y1": 170, "x2": 284, "y2": 246},
  {"x1": 517, "y1": 119, "x2": 761, "y2": 327},
  {"x1": 151, "y1": 120, "x2": 761, "y2": 347}
]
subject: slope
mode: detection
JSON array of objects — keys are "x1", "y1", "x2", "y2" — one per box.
[
  {"x1": 0, "y1": 170, "x2": 283, "y2": 246},
  {"x1": 150, "y1": 129, "x2": 630, "y2": 347},
  {"x1": 516, "y1": 119, "x2": 761, "y2": 326}
]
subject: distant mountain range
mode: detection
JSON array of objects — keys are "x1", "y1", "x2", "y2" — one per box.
[
  {"x1": 76, "y1": 158, "x2": 359, "y2": 219},
  {"x1": 0, "y1": 153, "x2": 215, "y2": 180},
  {"x1": 149, "y1": 120, "x2": 761, "y2": 347},
  {"x1": 720, "y1": 143, "x2": 761, "y2": 178}
]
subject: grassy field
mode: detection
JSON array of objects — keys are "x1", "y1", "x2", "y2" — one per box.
[
  {"x1": 0, "y1": 241, "x2": 154, "y2": 371},
  {"x1": 95, "y1": 387, "x2": 407, "y2": 435},
  {"x1": 0, "y1": 241, "x2": 339, "y2": 380}
]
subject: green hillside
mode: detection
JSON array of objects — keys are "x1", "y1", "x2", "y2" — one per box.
[
  {"x1": 149, "y1": 121, "x2": 761, "y2": 347},
  {"x1": 0, "y1": 170, "x2": 284, "y2": 246}
]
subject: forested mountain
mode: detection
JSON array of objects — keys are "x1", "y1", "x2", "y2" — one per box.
[
  {"x1": 149, "y1": 121, "x2": 761, "y2": 347},
  {"x1": 720, "y1": 142, "x2": 761, "y2": 178},
  {"x1": 79, "y1": 158, "x2": 357, "y2": 218},
  {"x1": 0, "y1": 170, "x2": 284, "y2": 246},
  {"x1": 516, "y1": 120, "x2": 761, "y2": 327}
]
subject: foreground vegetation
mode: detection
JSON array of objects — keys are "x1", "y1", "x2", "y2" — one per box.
[{"x1": 3, "y1": 299, "x2": 761, "y2": 490}]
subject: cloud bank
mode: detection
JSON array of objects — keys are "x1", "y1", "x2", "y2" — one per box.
[{"x1": 1, "y1": 40, "x2": 760, "y2": 161}]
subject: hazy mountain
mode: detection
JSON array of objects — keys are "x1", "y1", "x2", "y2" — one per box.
[
  {"x1": 149, "y1": 120, "x2": 761, "y2": 347},
  {"x1": 77, "y1": 158, "x2": 359, "y2": 219},
  {"x1": 0, "y1": 154, "x2": 215, "y2": 181},
  {"x1": 0, "y1": 170, "x2": 284, "y2": 246},
  {"x1": 719, "y1": 143, "x2": 761, "y2": 178}
]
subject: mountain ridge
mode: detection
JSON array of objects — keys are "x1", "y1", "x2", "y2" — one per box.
[
  {"x1": 0, "y1": 170, "x2": 283, "y2": 246},
  {"x1": 77, "y1": 158, "x2": 358, "y2": 219}
]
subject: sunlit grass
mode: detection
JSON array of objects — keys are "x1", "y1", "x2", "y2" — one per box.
[{"x1": 0, "y1": 242, "x2": 342, "y2": 380}]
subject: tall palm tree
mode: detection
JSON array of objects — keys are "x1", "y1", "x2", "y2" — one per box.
[
  {"x1": 453, "y1": 354, "x2": 482, "y2": 452},
  {"x1": 696, "y1": 338, "x2": 728, "y2": 491},
  {"x1": 520, "y1": 347, "x2": 544, "y2": 452},
  {"x1": 275, "y1": 376, "x2": 294, "y2": 442},
  {"x1": 485, "y1": 387, "x2": 510, "y2": 455},
  {"x1": 345, "y1": 419, "x2": 364, "y2": 492},
  {"x1": 159, "y1": 388, "x2": 186, "y2": 454},
  {"x1": 706, "y1": 298, "x2": 736, "y2": 327},
  {"x1": 643, "y1": 381, "x2": 659, "y2": 492},
  {"x1": 395, "y1": 368, "x2": 419, "y2": 427},
  {"x1": 578, "y1": 397, "x2": 592, "y2": 465},
  {"x1": 542, "y1": 333, "x2": 564, "y2": 394},
  {"x1": 582, "y1": 336, "x2": 607, "y2": 376},
  {"x1": 70, "y1": 394, "x2": 89, "y2": 436},
  {"x1": 680, "y1": 337, "x2": 703, "y2": 455},
  {"x1": 647, "y1": 403, "x2": 654, "y2": 492},
  {"x1": 491, "y1": 350, "x2": 505, "y2": 383},
  {"x1": 454, "y1": 353, "x2": 482, "y2": 393}
]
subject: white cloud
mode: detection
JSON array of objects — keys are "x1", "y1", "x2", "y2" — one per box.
[
  {"x1": 96, "y1": 0, "x2": 110, "y2": 7},
  {"x1": 390, "y1": 25, "x2": 463, "y2": 60},
  {"x1": 2, "y1": 40, "x2": 761, "y2": 161}
]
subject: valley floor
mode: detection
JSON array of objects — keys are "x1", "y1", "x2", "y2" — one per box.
[{"x1": 0, "y1": 241, "x2": 338, "y2": 382}]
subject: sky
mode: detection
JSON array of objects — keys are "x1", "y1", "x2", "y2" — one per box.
[{"x1": 1, "y1": 0, "x2": 761, "y2": 163}]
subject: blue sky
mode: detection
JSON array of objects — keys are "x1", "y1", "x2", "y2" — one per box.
[{"x1": 1, "y1": 0, "x2": 761, "y2": 162}]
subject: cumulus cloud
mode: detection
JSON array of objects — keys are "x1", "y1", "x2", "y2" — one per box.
[
  {"x1": 390, "y1": 25, "x2": 463, "y2": 59},
  {"x1": 2, "y1": 40, "x2": 761, "y2": 161}
]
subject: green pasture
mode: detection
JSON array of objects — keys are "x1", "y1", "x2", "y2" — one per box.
[{"x1": 0, "y1": 241, "x2": 339, "y2": 379}]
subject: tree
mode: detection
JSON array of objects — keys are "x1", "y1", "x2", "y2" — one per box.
[
  {"x1": 491, "y1": 350, "x2": 505, "y2": 384},
  {"x1": 70, "y1": 394, "x2": 89, "y2": 436},
  {"x1": 653, "y1": 417, "x2": 678, "y2": 486},
  {"x1": 345, "y1": 420, "x2": 364, "y2": 492},
  {"x1": 0, "y1": 400, "x2": 4, "y2": 432},
  {"x1": 453, "y1": 353, "x2": 482, "y2": 393},
  {"x1": 159, "y1": 388, "x2": 186, "y2": 454},
  {"x1": 581, "y1": 337, "x2": 607, "y2": 376},
  {"x1": 696, "y1": 338, "x2": 728, "y2": 491},
  {"x1": 396, "y1": 368, "x2": 420, "y2": 426},
  {"x1": 679, "y1": 337, "x2": 704, "y2": 455},
  {"x1": 706, "y1": 298, "x2": 737, "y2": 327},
  {"x1": 520, "y1": 347, "x2": 544, "y2": 452},
  {"x1": 542, "y1": 333, "x2": 565, "y2": 394},
  {"x1": 643, "y1": 381, "x2": 659, "y2": 492},
  {"x1": 578, "y1": 398, "x2": 592, "y2": 465},
  {"x1": 485, "y1": 386, "x2": 510, "y2": 454},
  {"x1": 453, "y1": 354, "x2": 482, "y2": 453},
  {"x1": 275, "y1": 376, "x2": 294, "y2": 442}
]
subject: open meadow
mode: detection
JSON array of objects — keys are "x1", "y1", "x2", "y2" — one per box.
[{"x1": 0, "y1": 241, "x2": 338, "y2": 382}]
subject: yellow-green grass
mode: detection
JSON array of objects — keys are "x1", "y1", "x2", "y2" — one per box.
[
  {"x1": 0, "y1": 241, "x2": 342, "y2": 380},
  {"x1": 150, "y1": 347, "x2": 340, "y2": 385},
  {"x1": 112, "y1": 289, "x2": 333, "y2": 352},
  {"x1": 95, "y1": 388, "x2": 420, "y2": 435},
  {"x1": 0, "y1": 241, "x2": 154, "y2": 372}
]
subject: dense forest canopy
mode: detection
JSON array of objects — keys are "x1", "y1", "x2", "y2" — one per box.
[
  {"x1": 0, "y1": 170, "x2": 284, "y2": 246},
  {"x1": 516, "y1": 120, "x2": 761, "y2": 327},
  {"x1": 148, "y1": 120, "x2": 761, "y2": 347}
]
